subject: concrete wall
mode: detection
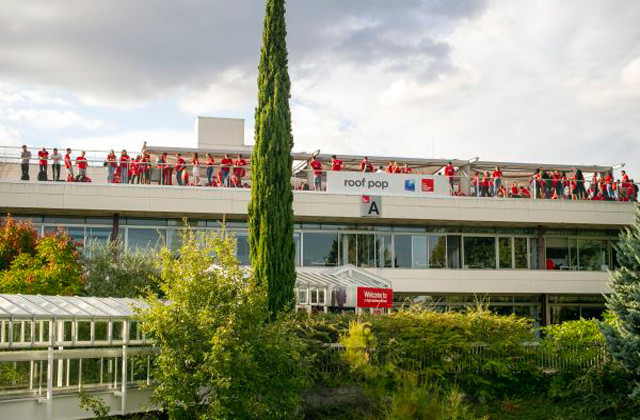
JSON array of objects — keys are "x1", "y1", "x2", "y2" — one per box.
[{"x1": 0, "y1": 181, "x2": 634, "y2": 229}]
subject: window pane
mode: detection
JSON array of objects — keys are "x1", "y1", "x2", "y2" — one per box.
[
  {"x1": 86, "y1": 227, "x2": 112, "y2": 244},
  {"x1": 463, "y1": 236, "x2": 496, "y2": 269},
  {"x1": 412, "y1": 236, "x2": 428, "y2": 269},
  {"x1": 428, "y1": 236, "x2": 446, "y2": 268},
  {"x1": 45, "y1": 226, "x2": 85, "y2": 243},
  {"x1": 568, "y1": 238, "x2": 578, "y2": 269},
  {"x1": 302, "y1": 233, "x2": 338, "y2": 267},
  {"x1": 499, "y1": 237, "x2": 512, "y2": 269},
  {"x1": 127, "y1": 228, "x2": 165, "y2": 250},
  {"x1": 340, "y1": 234, "x2": 357, "y2": 266},
  {"x1": 447, "y1": 235, "x2": 461, "y2": 269},
  {"x1": 394, "y1": 235, "x2": 411, "y2": 268},
  {"x1": 377, "y1": 235, "x2": 392, "y2": 268},
  {"x1": 545, "y1": 238, "x2": 568, "y2": 270},
  {"x1": 357, "y1": 234, "x2": 376, "y2": 268},
  {"x1": 514, "y1": 238, "x2": 528, "y2": 269},
  {"x1": 294, "y1": 233, "x2": 301, "y2": 267},
  {"x1": 529, "y1": 237, "x2": 539, "y2": 269},
  {"x1": 578, "y1": 239, "x2": 607, "y2": 271},
  {"x1": 236, "y1": 235, "x2": 250, "y2": 266}
]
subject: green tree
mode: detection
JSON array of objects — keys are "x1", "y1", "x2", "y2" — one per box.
[
  {"x1": 139, "y1": 229, "x2": 308, "y2": 419},
  {"x1": 601, "y1": 205, "x2": 640, "y2": 401},
  {"x1": 0, "y1": 230, "x2": 85, "y2": 295},
  {"x1": 0, "y1": 216, "x2": 38, "y2": 270},
  {"x1": 83, "y1": 240, "x2": 161, "y2": 298},
  {"x1": 248, "y1": 0, "x2": 296, "y2": 316}
]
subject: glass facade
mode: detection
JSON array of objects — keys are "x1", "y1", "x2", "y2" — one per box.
[{"x1": 5, "y1": 216, "x2": 620, "y2": 271}]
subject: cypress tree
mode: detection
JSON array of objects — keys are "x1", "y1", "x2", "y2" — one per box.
[
  {"x1": 248, "y1": 0, "x2": 296, "y2": 316},
  {"x1": 601, "y1": 205, "x2": 640, "y2": 401}
]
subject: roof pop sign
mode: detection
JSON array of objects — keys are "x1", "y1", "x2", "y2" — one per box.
[{"x1": 357, "y1": 287, "x2": 393, "y2": 308}]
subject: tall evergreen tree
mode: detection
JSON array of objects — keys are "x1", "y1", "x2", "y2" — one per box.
[
  {"x1": 248, "y1": 0, "x2": 296, "y2": 316},
  {"x1": 601, "y1": 205, "x2": 640, "y2": 401}
]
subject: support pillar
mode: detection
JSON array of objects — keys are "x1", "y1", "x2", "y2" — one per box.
[{"x1": 111, "y1": 213, "x2": 120, "y2": 243}]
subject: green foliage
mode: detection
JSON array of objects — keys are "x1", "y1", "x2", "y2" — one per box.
[
  {"x1": 248, "y1": 0, "x2": 296, "y2": 317},
  {"x1": 0, "y1": 227, "x2": 85, "y2": 295},
  {"x1": 601, "y1": 205, "x2": 640, "y2": 401},
  {"x1": 0, "y1": 216, "x2": 38, "y2": 270},
  {"x1": 138, "y1": 228, "x2": 309, "y2": 420},
  {"x1": 83, "y1": 240, "x2": 161, "y2": 298},
  {"x1": 78, "y1": 388, "x2": 111, "y2": 419}
]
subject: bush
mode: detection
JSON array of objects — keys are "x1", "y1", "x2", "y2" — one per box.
[
  {"x1": 0, "y1": 216, "x2": 38, "y2": 270},
  {"x1": 139, "y1": 228, "x2": 309, "y2": 419},
  {"x1": 0, "y1": 223, "x2": 84, "y2": 295},
  {"x1": 83, "y1": 240, "x2": 161, "y2": 298}
]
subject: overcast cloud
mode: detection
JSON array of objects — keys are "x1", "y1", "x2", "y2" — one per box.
[{"x1": 0, "y1": 0, "x2": 638, "y2": 174}]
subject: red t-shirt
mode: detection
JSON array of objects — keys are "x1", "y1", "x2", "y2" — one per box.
[
  {"x1": 221, "y1": 157, "x2": 233, "y2": 173},
  {"x1": 481, "y1": 176, "x2": 489, "y2": 186},
  {"x1": 511, "y1": 185, "x2": 518, "y2": 196},
  {"x1": 492, "y1": 170, "x2": 502, "y2": 178},
  {"x1": 120, "y1": 155, "x2": 130, "y2": 167},
  {"x1": 38, "y1": 151, "x2": 49, "y2": 165},
  {"x1": 176, "y1": 157, "x2": 185, "y2": 172},
  {"x1": 385, "y1": 164, "x2": 395, "y2": 173},
  {"x1": 402, "y1": 167, "x2": 412, "y2": 174},
  {"x1": 444, "y1": 165, "x2": 455, "y2": 177},
  {"x1": 310, "y1": 159, "x2": 323, "y2": 176},
  {"x1": 331, "y1": 159, "x2": 342, "y2": 171},
  {"x1": 234, "y1": 159, "x2": 246, "y2": 177},
  {"x1": 360, "y1": 161, "x2": 373, "y2": 172},
  {"x1": 107, "y1": 153, "x2": 117, "y2": 167},
  {"x1": 64, "y1": 153, "x2": 72, "y2": 169},
  {"x1": 622, "y1": 174, "x2": 629, "y2": 182},
  {"x1": 605, "y1": 175, "x2": 612, "y2": 184},
  {"x1": 76, "y1": 156, "x2": 87, "y2": 169},
  {"x1": 205, "y1": 157, "x2": 214, "y2": 166},
  {"x1": 521, "y1": 188, "x2": 531, "y2": 198}
]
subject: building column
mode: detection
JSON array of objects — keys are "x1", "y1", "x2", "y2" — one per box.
[
  {"x1": 110, "y1": 213, "x2": 120, "y2": 242},
  {"x1": 540, "y1": 293, "x2": 548, "y2": 327},
  {"x1": 537, "y1": 226, "x2": 545, "y2": 270}
]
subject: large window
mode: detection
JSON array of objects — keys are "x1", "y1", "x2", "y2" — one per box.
[
  {"x1": 514, "y1": 237, "x2": 528, "y2": 269},
  {"x1": 463, "y1": 236, "x2": 496, "y2": 269},
  {"x1": 236, "y1": 234, "x2": 250, "y2": 266},
  {"x1": 428, "y1": 236, "x2": 446, "y2": 268},
  {"x1": 498, "y1": 237, "x2": 512, "y2": 269},
  {"x1": 127, "y1": 228, "x2": 165, "y2": 251},
  {"x1": 302, "y1": 233, "x2": 338, "y2": 267},
  {"x1": 377, "y1": 235, "x2": 393, "y2": 268},
  {"x1": 394, "y1": 235, "x2": 427, "y2": 268},
  {"x1": 447, "y1": 235, "x2": 461, "y2": 269},
  {"x1": 578, "y1": 239, "x2": 608, "y2": 271}
]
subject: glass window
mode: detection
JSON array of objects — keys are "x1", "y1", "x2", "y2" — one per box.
[
  {"x1": 463, "y1": 236, "x2": 496, "y2": 269},
  {"x1": 340, "y1": 234, "x2": 357, "y2": 266},
  {"x1": 310, "y1": 289, "x2": 318, "y2": 304},
  {"x1": 357, "y1": 234, "x2": 377, "y2": 268},
  {"x1": 302, "y1": 233, "x2": 338, "y2": 267},
  {"x1": 86, "y1": 227, "x2": 112, "y2": 244},
  {"x1": 394, "y1": 235, "x2": 412, "y2": 268},
  {"x1": 318, "y1": 289, "x2": 326, "y2": 305},
  {"x1": 297, "y1": 288, "x2": 307, "y2": 304},
  {"x1": 394, "y1": 235, "x2": 429, "y2": 269},
  {"x1": 545, "y1": 238, "x2": 569, "y2": 270},
  {"x1": 44, "y1": 226, "x2": 85, "y2": 244},
  {"x1": 578, "y1": 239, "x2": 608, "y2": 271},
  {"x1": 428, "y1": 236, "x2": 446, "y2": 268},
  {"x1": 377, "y1": 235, "x2": 393, "y2": 268},
  {"x1": 127, "y1": 228, "x2": 165, "y2": 250},
  {"x1": 514, "y1": 238, "x2": 528, "y2": 269},
  {"x1": 529, "y1": 237, "x2": 539, "y2": 269},
  {"x1": 447, "y1": 235, "x2": 461, "y2": 269},
  {"x1": 294, "y1": 233, "x2": 301, "y2": 267},
  {"x1": 499, "y1": 237, "x2": 512, "y2": 269},
  {"x1": 236, "y1": 235, "x2": 251, "y2": 266},
  {"x1": 125, "y1": 218, "x2": 167, "y2": 226}
]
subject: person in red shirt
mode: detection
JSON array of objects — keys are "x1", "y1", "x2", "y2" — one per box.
[
  {"x1": 175, "y1": 153, "x2": 185, "y2": 186},
  {"x1": 205, "y1": 153, "x2": 215, "y2": 186},
  {"x1": 510, "y1": 183, "x2": 519, "y2": 198},
  {"x1": 234, "y1": 154, "x2": 247, "y2": 186},
  {"x1": 401, "y1": 163, "x2": 412, "y2": 174},
  {"x1": 106, "y1": 150, "x2": 117, "y2": 183},
  {"x1": 141, "y1": 152, "x2": 151, "y2": 184},
  {"x1": 481, "y1": 171, "x2": 490, "y2": 197},
  {"x1": 130, "y1": 155, "x2": 141, "y2": 184},
  {"x1": 119, "y1": 150, "x2": 130, "y2": 184},
  {"x1": 38, "y1": 147, "x2": 49, "y2": 181},
  {"x1": 621, "y1": 170, "x2": 629, "y2": 183},
  {"x1": 444, "y1": 161, "x2": 455, "y2": 193},
  {"x1": 471, "y1": 172, "x2": 480, "y2": 197},
  {"x1": 360, "y1": 157, "x2": 373, "y2": 173},
  {"x1": 491, "y1": 165, "x2": 502, "y2": 197},
  {"x1": 76, "y1": 151, "x2": 88, "y2": 182},
  {"x1": 309, "y1": 156, "x2": 323, "y2": 191},
  {"x1": 520, "y1": 186, "x2": 531, "y2": 198},
  {"x1": 156, "y1": 152, "x2": 168, "y2": 185},
  {"x1": 220, "y1": 154, "x2": 233, "y2": 187},
  {"x1": 331, "y1": 155, "x2": 342, "y2": 171},
  {"x1": 604, "y1": 171, "x2": 613, "y2": 199},
  {"x1": 64, "y1": 148, "x2": 74, "y2": 182}
]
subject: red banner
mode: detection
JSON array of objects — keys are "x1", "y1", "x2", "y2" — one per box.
[{"x1": 357, "y1": 287, "x2": 393, "y2": 308}]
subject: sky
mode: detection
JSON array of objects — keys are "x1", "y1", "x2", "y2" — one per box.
[{"x1": 0, "y1": 0, "x2": 639, "y2": 174}]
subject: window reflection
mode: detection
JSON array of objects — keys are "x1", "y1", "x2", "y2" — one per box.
[
  {"x1": 463, "y1": 236, "x2": 496, "y2": 269},
  {"x1": 303, "y1": 233, "x2": 338, "y2": 267}
]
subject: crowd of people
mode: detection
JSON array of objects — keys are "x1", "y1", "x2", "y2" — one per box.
[
  {"x1": 16, "y1": 146, "x2": 637, "y2": 202},
  {"x1": 18, "y1": 145, "x2": 249, "y2": 188}
]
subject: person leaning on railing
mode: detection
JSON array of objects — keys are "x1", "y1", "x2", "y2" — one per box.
[
  {"x1": 234, "y1": 154, "x2": 247, "y2": 186},
  {"x1": 106, "y1": 150, "x2": 117, "y2": 183},
  {"x1": 20, "y1": 145, "x2": 31, "y2": 181},
  {"x1": 37, "y1": 147, "x2": 49, "y2": 181},
  {"x1": 51, "y1": 148, "x2": 62, "y2": 182}
]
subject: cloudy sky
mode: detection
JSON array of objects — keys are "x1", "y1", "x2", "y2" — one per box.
[{"x1": 1, "y1": 0, "x2": 639, "y2": 174}]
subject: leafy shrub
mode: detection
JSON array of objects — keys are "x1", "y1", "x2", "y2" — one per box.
[
  {"x1": 83, "y1": 240, "x2": 161, "y2": 298},
  {"x1": 0, "y1": 226, "x2": 84, "y2": 295},
  {"x1": 0, "y1": 216, "x2": 38, "y2": 270},
  {"x1": 139, "y1": 228, "x2": 309, "y2": 419}
]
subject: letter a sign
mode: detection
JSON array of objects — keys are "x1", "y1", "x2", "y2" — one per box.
[{"x1": 360, "y1": 195, "x2": 382, "y2": 217}]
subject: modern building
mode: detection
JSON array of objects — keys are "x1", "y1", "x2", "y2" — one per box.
[{"x1": 0, "y1": 117, "x2": 636, "y2": 326}]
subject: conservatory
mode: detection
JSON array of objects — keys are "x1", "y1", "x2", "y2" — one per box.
[{"x1": 0, "y1": 294, "x2": 156, "y2": 420}]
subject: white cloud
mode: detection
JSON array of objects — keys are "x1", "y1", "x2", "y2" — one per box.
[
  {"x1": 179, "y1": 68, "x2": 256, "y2": 116},
  {"x1": 63, "y1": 129, "x2": 194, "y2": 154},
  {"x1": 3, "y1": 108, "x2": 104, "y2": 131}
]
